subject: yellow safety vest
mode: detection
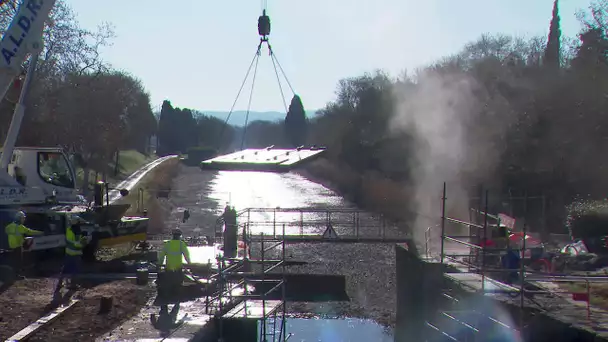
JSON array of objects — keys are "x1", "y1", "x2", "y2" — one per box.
[
  {"x1": 5, "y1": 222, "x2": 42, "y2": 249},
  {"x1": 159, "y1": 239, "x2": 190, "y2": 271},
  {"x1": 65, "y1": 226, "x2": 83, "y2": 256}
]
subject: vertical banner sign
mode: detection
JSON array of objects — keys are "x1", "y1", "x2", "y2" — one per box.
[{"x1": 0, "y1": 0, "x2": 56, "y2": 98}]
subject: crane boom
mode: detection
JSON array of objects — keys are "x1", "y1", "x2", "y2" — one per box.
[{"x1": 0, "y1": 0, "x2": 56, "y2": 170}]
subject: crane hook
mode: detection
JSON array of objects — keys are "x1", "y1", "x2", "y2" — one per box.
[{"x1": 258, "y1": 9, "x2": 271, "y2": 40}]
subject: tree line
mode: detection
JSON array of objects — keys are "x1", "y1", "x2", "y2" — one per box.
[
  {"x1": 238, "y1": 0, "x2": 608, "y2": 235},
  {"x1": 156, "y1": 94, "x2": 308, "y2": 156},
  {"x1": 156, "y1": 0, "x2": 606, "y2": 236},
  {"x1": 2, "y1": 0, "x2": 606, "y2": 235},
  {"x1": 0, "y1": 1, "x2": 311, "y2": 178},
  {"x1": 156, "y1": 100, "x2": 234, "y2": 156},
  {"x1": 0, "y1": 1, "x2": 157, "y2": 184}
]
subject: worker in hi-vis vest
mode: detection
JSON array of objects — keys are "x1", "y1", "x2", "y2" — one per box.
[
  {"x1": 157, "y1": 228, "x2": 191, "y2": 299},
  {"x1": 4, "y1": 211, "x2": 43, "y2": 278},
  {"x1": 55, "y1": 215, "x2": 88, "y2": 293}
]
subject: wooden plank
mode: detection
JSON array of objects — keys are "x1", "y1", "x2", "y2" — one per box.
[
  {"x1": 5, "y1": 300, "x2": 79, "y2": 342},
  {"x1": 222, "y1": 300, "x2": 282, "y2": 319}
]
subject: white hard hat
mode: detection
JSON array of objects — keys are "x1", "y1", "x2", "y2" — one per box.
[{"x1": 15, "y1": 211, "x2": 25, "y2": 221}]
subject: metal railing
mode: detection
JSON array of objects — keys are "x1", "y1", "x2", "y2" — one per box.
[
  {"x1": 425, "y1": 182, "x2": 608, "y2": 341},
  {"x1": 214, "y1": 207, "x2": 411, "y2": 244},
  {"x1": 204, "y1": 224, "x2": 290, "y2": 342}
]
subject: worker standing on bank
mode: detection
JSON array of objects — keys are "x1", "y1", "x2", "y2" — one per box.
[
  {"x1": 56, "y1": 215, "x2": 87, "y2": 292},
  {"x1": 4, "y1": 211, "x2": 43, "y2": 279},
  {"x1": 157, "y1": 228, "x2": 191, "y2": 299},
  {"x1": 222, "y1": 205, "x2": 238, "y2": 258}
]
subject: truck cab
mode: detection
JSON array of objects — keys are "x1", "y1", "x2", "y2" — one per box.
[{"x1": 3, "y1": 147, "x2": 80, "y2": 202}]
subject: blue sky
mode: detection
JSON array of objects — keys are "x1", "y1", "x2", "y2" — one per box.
[{"x1": 65, "y1": 0, "x2": 592, "y2": 112}]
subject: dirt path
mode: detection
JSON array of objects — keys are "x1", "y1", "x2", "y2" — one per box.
[{"x1": 0, "y1": 278, "x2": 58, "y2": 340}]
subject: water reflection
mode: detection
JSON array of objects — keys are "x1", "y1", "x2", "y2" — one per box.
[
  {"x1": 208, "y1": 171, "x2": 346, "y2": 210},
  {"x1": 264, "y1": 317, "x2": 394, "y2": 342},
  {"x1": 208, "y1": 171, "x2": 356, "y2": 236}
]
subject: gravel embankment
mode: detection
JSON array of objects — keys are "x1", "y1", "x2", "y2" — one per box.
[
  {"x1": 157, "y1": 164, "x2": 220, "y2": 237},
  {"x1": 285, "y1": 242, "x2": 397, "y2": 326}
]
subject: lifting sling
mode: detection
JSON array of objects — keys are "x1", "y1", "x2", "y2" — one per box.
[{"x1": 217, "y1": 2, "x2": 303, "y2": 151}]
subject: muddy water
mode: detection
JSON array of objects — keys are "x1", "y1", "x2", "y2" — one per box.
[{"x1": 161, "y1": 165, "x2": 398, "y2": 340}]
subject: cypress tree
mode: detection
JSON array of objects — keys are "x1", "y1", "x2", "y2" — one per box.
[
  {"x1": 544, "y1": 0, "x2": 561, "y2": 69},
  {"x1": 284, "y1": 95, "x2": 308, "y2": 147}
]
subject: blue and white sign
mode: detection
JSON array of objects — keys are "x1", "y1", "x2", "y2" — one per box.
[{"x1": 0, "y1": 0, "x2": 55, "y2": 70}]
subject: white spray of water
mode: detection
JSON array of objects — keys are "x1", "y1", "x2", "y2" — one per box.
[{"x1": 390, "y1": 70, "x2": 489, "y2": 246}]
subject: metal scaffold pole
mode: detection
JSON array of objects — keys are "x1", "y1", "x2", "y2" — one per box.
[
  {"x1": 520, "y1": 192, "x2": 528, "y2": 318},
  {"x1": 440, "y1": 182, "x2": 447, "y2": 264},
  {"x1": 218, "y1": 255, "x2": 224, "y2": 341},
  {"x1": 261, "y1": 232, "x2": 267, "y2": 341},
  {"x1": 481, "y1": 189, "x2": 489, "y2": 294},
  {"x1": 281, "y1": 223, "x2": 287, "y2": 341}
]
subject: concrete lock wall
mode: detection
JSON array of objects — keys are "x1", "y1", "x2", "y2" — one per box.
[
  {"x1": 394, "y1": 244, "x2": 608, "y2": 342},
  {"x1": 394, "y1": 243, "x2": 444, "y2": 342}
]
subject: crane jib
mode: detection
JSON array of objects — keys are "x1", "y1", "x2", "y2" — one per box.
[{"x1": 0, "y1": 0, "x2": 55, "y2": 69}]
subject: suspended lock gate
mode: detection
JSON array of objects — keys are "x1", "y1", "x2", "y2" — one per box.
[{"x1": 203, "y1": 3, "x2": 319, "y2": 172}]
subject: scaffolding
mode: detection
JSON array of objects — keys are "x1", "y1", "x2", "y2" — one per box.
[
  {"x1": 206, "y1": 206, "x2": 413, "y2": 340},
  {"x1": 204, "y1": 224, "x2": 290, "y2": 342},
  {"x1": 422, "y1": 182, "x2": 608, "y2": 341}
]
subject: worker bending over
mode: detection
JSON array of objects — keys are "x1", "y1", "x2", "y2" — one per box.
[
  {"x1": 55, "y1": 215, "x2": 88, "y2": 293},
  {"x1": 157, "y1": 228, "x2": 191, "y2": 299},
  {"x1": 4, "y1": 211, "x2": 43, "y2": 278}
]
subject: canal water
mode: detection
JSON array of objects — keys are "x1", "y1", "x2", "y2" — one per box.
[
  {"x1": 206, "y1": 170, "x2": 363, "y2": 237},
  {"x1": 266, "y1": 317, "x2": 394, "y2": 342}
]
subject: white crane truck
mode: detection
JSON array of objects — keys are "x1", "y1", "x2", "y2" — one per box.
[{"x1": 0, "y1": 0, "x2": 150, "y2": 266}]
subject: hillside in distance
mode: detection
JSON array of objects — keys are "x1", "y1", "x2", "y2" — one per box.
[{"x1": 198, "y1": 110, "x2": 319, "y2": 127}]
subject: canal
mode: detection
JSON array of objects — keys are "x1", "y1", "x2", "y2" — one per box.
[{"x1": 161, "y1": 165, "x2": 400, "y2": 340}]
